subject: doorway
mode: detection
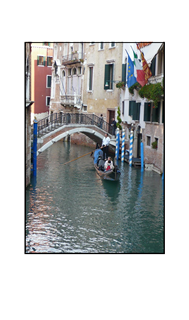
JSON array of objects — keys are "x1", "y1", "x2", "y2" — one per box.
[{"x1": 137, "y1": 133, "x2": 142, "y2": 158}]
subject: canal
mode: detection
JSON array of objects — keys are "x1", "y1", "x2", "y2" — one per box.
[{"x1": 26, "y1": 141, "x2": 164, "y2": 253}]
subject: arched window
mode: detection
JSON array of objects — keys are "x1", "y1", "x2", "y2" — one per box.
[
  {"x1": 73, "y1": 68, "x2": 77, "y2": 75},
  {"x1": 62, "y1": 70, "x2": 65, "y2": 77}
]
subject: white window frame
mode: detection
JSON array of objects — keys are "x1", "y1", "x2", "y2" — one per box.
[
  {"x1": 88, "y1": 64, "x2": 94, "y2": 92},
  {"x1": 83, "y1": 104, "x2": 87, "y2": 112},
  {"x1": 37, "y1": 55, "x2": 45, "y2": 66},
  {"x1": 99, "y1": 42, "x2": 104, "y2": 50},
  {"x1": 109, "y1": 42, "x2": 116, "y2": 49}
]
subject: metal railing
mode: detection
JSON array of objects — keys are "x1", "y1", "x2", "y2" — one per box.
[
  {"x1": 62, "y1": 52, "x2": 83, "y2": 64},
  {"x1": 37, "y1": 113, "x2": 114, "y2": 138}
]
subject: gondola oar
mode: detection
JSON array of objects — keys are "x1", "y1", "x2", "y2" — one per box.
[{"x1": 63, "y1": 146, "x2": 105, "y2": 165}]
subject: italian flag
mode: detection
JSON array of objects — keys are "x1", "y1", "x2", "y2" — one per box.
[{"x1": 132, "y1": 48, "x2": 147, "y2": 87}]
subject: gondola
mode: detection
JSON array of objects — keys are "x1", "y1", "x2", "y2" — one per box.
[{"x1": 94, "y1": 158, "x2": 121, "y2": 181}]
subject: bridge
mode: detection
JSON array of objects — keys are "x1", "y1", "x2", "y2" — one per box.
[{"x1": 33, "y1": 113, "x2": 116, "y2": 156}]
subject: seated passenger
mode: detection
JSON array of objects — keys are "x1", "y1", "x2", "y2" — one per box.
[
  {"x1": 93, "y1": 145, "x2": 103, "y2": 165},
  {"x1": 104, "y1": 157, "x2": 114, "y2": 171}
]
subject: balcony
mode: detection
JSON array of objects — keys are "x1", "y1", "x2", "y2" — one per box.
[
  {"x1": 60, "y1": 93, "x2": 82, "y2": 109},
  {"x1": 62, "y1": 52, "x2": 84, "y2": 65},
  {"x1": 148, "y1": 73, "x2": 164, "y2": 85}
]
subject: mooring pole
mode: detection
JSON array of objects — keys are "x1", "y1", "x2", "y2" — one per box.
[
  {"x1": 121, "y1": 129, "x2": 125, "y2": 162},
  {"x1": 33, "y1": 119, "x2": 38, "y2": 177},
  {"x1": 141, "y1": 141, "x2": 144, "y2": 172},
  {"x1": 129, "y1": 128, "x2": 133, "y2": 166},
  {"x1": 115, "y1": 128, "x2": 120, "y2": 164}
]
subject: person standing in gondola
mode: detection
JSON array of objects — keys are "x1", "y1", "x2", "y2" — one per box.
[{"x1": 101, "y1": 133, "x2": 110, "y2": 160}]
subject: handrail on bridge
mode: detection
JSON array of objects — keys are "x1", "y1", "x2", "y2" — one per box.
[{"x1": 37, "y1": 113, "x2": 114, "y2": 138}]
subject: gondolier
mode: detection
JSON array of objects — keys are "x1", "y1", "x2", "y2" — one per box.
[{"x1": 101, "y1": 133, "x2": 110, "y2": 160}]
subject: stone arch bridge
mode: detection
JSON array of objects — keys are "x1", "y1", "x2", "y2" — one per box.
[{"x1": 35, "y1": 113, "x2": 116, "y2": 156}]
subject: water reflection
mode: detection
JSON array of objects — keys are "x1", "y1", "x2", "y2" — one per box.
[{"x1": 26, "y1": 142, "x2": 164, "y2": 253}]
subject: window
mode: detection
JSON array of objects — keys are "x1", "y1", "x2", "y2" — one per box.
[
  {"x1": 152, "y1": 102, "x2": 160, "y2": 123},
  {"x1": 73, "y1": 68, "x2": 77, "y2": 75},
  {"x1": 129, "y1": 101, "x2": 140, "y2": 120},
  {"x1": 89, "y1": 67, "x2": 93, "y2": 90},
  {"x1": 99, "y1": 42, "x2": 104, "y2": 50},
  {"x1": 104, "y1": 64, "x2": 114, "y2": 90},
  {"x1": 122, "y1": 63, "x2": 127, "y2": 83},
  {"x1": 37, "y1": 56, "x2": 45, "y2": 66},
  {"x1": 43, "y1": 42, "x2": 50, "y2": 46},
  {"x1": 78, "y1": 67, "x2": 82, "y2": 75},
  {"x1": 68, "y1": 69, "x2": 71, "y2": 76},
  {"x1": 150, "y1": 56, "x2": 156, "y2": 76},
  {"x1": 47, "y1": 56, "x2": 53, "y2": 66},
  {"x1": 144, "y1": 102, "x2": 151, "y2": 121},
  {"x1": 47, "y1": 75, "x2": 51, "y2": 88},
  {"x1": 122, "y1": 101, "x2": 124, "y2": 115},
  {"x1": 155, "y1": 137, "x2": 158, "y2": 149},
  {"x1": 110, "y1": 42, "x2": 115, "y2": 48},
  {"x1": 147, "y1": 136, "x2": 151, "y2": 146},
  {"x1": 46, "y1": 96, "x2": 50, "y2": 106},
  {"x1": 83, "y1": 105, "x2": 87, "y2": 112},
  {"x1": 90, "y1": 42, "x2": 95, "y2": 45}
]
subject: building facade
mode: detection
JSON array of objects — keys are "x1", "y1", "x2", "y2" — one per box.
[
  {"x1": 82, "y1": 42, "x2": 123, "y2": 123},
  {"x1": 25, "y1": 42, "x2": 33, "y2": 187},
  {"x1": 31, "y1": 42, "x2": 53, "y2": 122},
  {"x1": 120, "y1": 43, "x2": 164, "y2": 173}
]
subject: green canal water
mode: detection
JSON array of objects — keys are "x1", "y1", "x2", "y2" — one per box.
[{"x1": 26, "y1": 141, "x2": 164, "y2": 253}]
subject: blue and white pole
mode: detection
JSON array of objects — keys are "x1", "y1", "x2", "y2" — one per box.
[
  {"x1": 121, "y1": 129, "x2": 125, "y2": 162},
  {"x1": 129, "y1": 128, "x2": 133, "y2": 166},
  {"x1": 33, "y1": 119, "x2": 38, "y2": 177},
  {"x1": 115, "y1": 128, "x2": 120, "y2": 160},
  {"x1": 141, "y1": 141, "x2": 144, "y2": 172}
]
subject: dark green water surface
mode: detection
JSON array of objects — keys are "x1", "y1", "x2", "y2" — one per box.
[{"x1": 26, "y1": 142, "x2": 164, "y2": 253}]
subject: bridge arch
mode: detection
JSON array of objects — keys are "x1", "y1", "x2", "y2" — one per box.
[{"x1": 37, "y1": 125, "x2": 116, "y2": 155}]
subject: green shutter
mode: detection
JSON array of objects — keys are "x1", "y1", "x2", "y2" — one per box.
[
  {"x1": 48, "y1": 76, "x2": 51, "y2": 88},
  {"x1": 152, "y1": 101, "x2": 160, "y2": 122},
  {"x1": 144, "y1": 102, "x2": 151, "y2": 121},
  {"x1": 150, "y1": 56, "x2": 156, "y2": 76},
  {"x1": 104, "y1": 64, "x2": 110, "y2": 89},
  {"x1": 37, "y1": 56, "x2": 39, "y2": 65},
  {"x1": 122, "y1": 64, "x2": 126, "y2": 83},
  {"x1": 43, "y1": 57, "x2": 46, "y2": 66}
]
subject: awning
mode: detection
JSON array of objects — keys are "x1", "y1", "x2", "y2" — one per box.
[{"x1": 140, "y1": 43, "x2": 163, "y2": 64}]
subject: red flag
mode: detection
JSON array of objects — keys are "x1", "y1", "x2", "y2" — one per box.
[
  {"x1": 141, "y1": 52, "x2": 152, "y2": 82},
  {"x1": 137, "y1": 42, "x2": 152, "y2": 50}
]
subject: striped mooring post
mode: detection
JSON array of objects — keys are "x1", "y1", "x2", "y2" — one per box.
[
  {"x1": 141, "y1": 141, "x2": 144, "y2": 172},
  {"x1": 121, "y1": 129, "x2": 125, "y2": 162},
  {"x1": 115, "y1": 128, "x2": 120, "y2": 160},
  {"x1": 33, "y1": 119, "x2": 38, "y2": 177},
  {"x1": 129, "y1": 129, "x2": 133, "y2": 166}
]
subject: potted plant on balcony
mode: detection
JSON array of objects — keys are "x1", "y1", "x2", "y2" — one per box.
[{"x1": 116, "y1": 81, "x2": 125, "y2": 89}]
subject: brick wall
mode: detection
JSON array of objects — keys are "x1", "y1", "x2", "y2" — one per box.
[{"x1": 143, "y1": 122, "x2": 164, "y2": 172}]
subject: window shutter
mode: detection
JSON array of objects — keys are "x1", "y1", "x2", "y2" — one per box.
[
  {"x1": 122, "y1": 64, "x2": 126, "y2": 83},
  {"x1": 144, "y1": 102, "x2": 151, "y2": 121},
  {"x1": 37, "y1": 56, "x2": 39, "y2": 65},
  {"x1": 150, "y1": 56, "x2": 156, "y2": 76},
  {"x1": 136, "y1": 103, "x2": 141, "y2": 120},
  {"x1": 43, "y1": 57, "x2": 46, "y2": 66},
  {"x1": 48, "y1": 76, "x2": 51, "y2": 88},
  {"x1": 104, "y1": 64, "x2": 110, "y2": 89}
]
